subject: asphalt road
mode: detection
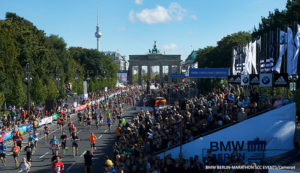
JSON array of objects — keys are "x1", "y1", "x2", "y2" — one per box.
[{"x1": 0, "y1": 106, "x2": 135, "y2": 173}]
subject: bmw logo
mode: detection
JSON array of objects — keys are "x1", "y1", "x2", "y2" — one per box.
[
  {"x1": 262, "y1": 76, "x2": 270, "y2": 84},
  {"x1": 242, "y1": 77, "x2": 249, "y2": 84}
]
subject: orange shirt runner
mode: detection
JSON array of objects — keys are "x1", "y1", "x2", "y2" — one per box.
[{"x1": 90, "y1": 135, "x2": 96, "y2": 144}]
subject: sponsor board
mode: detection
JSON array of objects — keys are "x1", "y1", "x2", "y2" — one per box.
[
  {"x1": 250, "y1": 74, "x2": 260, "y2": 85},
  {"x1": 273, "y1": 73, "x2": 288, "y2": 87},
  {"x1": 241, "y1": 75, "x2": 250, "y2": 86},
  {"x1": 259, "y1": 73, "x2": 273, "y2": 87}
]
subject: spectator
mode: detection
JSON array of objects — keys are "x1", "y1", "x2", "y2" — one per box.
[{"x1": 84, "y1": 150, "x2": 93, "y2": 173}]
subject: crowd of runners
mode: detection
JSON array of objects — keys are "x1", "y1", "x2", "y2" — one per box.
[{"x1": 0, "y1": 85, "x2": 143, "y2": 173}]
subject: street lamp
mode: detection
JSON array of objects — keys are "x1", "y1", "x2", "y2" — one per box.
[{"x1": 24, "y1": 63, "x2": 32, "y2": 116}]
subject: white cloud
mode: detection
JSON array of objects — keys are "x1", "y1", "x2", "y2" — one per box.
[
  {"x1": 190, "y1": 14, "x2": 197, "y2": 20},
  {"x1": 163, "y1": 43, "x2": 179, "y2": 51},
  {"x1": 129, "y1": 10, "x2": 135, "y2": 23},
  {"x1": 136, "y1": 6, "x2": 171, "y2": 24},
  {"x1": 135, "y1": 0, "x2": 143, "y2": 5},
  {"x1": 131, "y1": 2, "x2": 188, "y2": 24},
  {"x1": 168, "y1": 2, "x2": 186, "y2": 21}
]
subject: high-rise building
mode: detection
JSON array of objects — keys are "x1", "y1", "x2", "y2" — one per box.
[{"x1": 95, "y1": 9, "x2": 102, "y2": 51}]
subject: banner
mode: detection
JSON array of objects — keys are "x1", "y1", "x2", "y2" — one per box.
[
  {"x1": 259, "y1": 73, "x2": 273, "y2": 87},
  {"x1": 0, "y1": 132, "x2": 5, "y2": 142},
  {"x1": 228, "y1": 75, "x2": 236, "y2": 84},
  {"x1": 75, "y1": 104, "x2": 87, "y2": 112},
  {"x1": 287, "y1": 27, "x2": 295, "y2": 75},
  {"x1": 250, "y1": 74, "x2": 259, "y2": 85},
  {"x1": 292, "y1": 24, "x2": 300, "y2": 75},
  {"x1": 189, "y1": 68, "x2": 229, "y2": 78},
  {"x1": 83, "y1": 81, "x2": 88, "y2": 100},
  {"x1": 241, "y1": 74, "x2": 250, "y2": 86},
  {"x1": 170, "y1": 74, "x2": 185, "y2": 78},
  {"x1": 160, "y1": 103, "x2": 296, "y2": 163},
  {"x1": 273, "y1": 73, "x2": 288, "y2": 87},
  {"x1": 273, "y1": 30, "x2": 287, "y2": 73}
]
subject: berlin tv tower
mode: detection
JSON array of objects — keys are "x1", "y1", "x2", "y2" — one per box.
[{"x1": 95, "y1": 9, "x2": 102, "y2": 51}]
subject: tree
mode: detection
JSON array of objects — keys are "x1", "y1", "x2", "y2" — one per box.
[{"x1": 31, "y1": 76, "x2": 47, "y2": 105}]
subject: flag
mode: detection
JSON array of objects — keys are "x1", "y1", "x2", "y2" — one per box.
[
  {"x1": 273, "y1": 30, "x2": 287, "y2": 73},
  {"x1": 232, "y1": 48, "x2": 237, "y2": 75},
  {"x1": 243, "y1": 43, "x2": 252, "y2": 74},
  {"x1": 292, "y1": 24, "x2": 300, "y2": 75},
  {"x1": 287, "y1": 27, "x2": 295, "y2": 75},
  {"x1": 251, "y1": 41, "x2": 257, "y2": 74}
]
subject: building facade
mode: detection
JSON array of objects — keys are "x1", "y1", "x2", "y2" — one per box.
[{"x1": 103, "y1": 51, "x2": 127, "y2": 71}]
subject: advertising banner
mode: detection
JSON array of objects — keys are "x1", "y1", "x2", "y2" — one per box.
[
  {"x1": 259, "y1": 73, "x2": 273, "y2": 87},
  {"x1": 241, "y1": 75, "x2": 250, "y2": 86},
  {"x1": 170, "y1": 74, "x2": 186, "y2": 78},
  {"x1": 250, "y1": 74, "x2": 260, "y2": 85},
  {"x1": 3, "y1": 131, "x2": 12, "y2": 141},
  {"x1": 117, "y1": 73, "x2": 128, "y2": 83},
  {"x1": 189, "y1": 68, "x2": 229, "y2": 78},
  {"x1": 273, "y1": 73, "x2": 288, "y2": 87},
  {"x1": 160, "y1": 103, "x2": 296, "y2": 163},
  {"x1": 75, "y1": 104, "x2": 87, "y2": 112}
]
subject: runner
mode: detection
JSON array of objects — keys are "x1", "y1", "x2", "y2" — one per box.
[
  {"x1": 24, "y1": 142, "x2": 33, "y2": 163},
  {"x1": 68, "y1": 121, "x2": 74, "y2": 135},
  {"x1": 33, "y1": 119, "x2": 38, "y2": 131},
  {"x1": 11, "y1": 142, "x2": 20, "y2": 167},
  {"x1": 90, "y1": 132, "x2": 97, "y2": 155},
  {"x1": 100, "y1": 113, "x2": 104, "y2": 126},
  {"x1": 107, "y1": 116, "x2": 112, "y2": 133},
  {"x1": 71, "y1": 124, "x2": 77, "y2": 137},
  {"x1": 33, "y1": 130, "x2": 39, "y2": 148},
  {"x1": 15, "y1": 131, "x2": 23, "y2": 151},
  {"x1": 71, "y1": 132, "x2": 80, "y2": 156},
  {"x1": 52, "y1": 156, "x2": 64, "y2": 173},
  {"x1": 44, "y1": 124, "x2": 50, "y2": 142},
  {"x1": 19, "y1": 157, "x2": 31, "y2": 173},
  {"x1": 95, "y1": 113, "x2": 100, "y2": 129},
  {"x1": 77, "y1": 112, "x2": 83, "y2": 125},
  {"x1": 57, "y1": 116, "x2": 61, "y2": 130},
  {"x1": 50, "y1": 135, "x2": 59, "y2": 146},
  {"x1": 60, "y1": 132, "x2": 68, "y2": 155},
  {"x1": 50, "y1": 140, "x2": 60, "y2": 156},
  {"x1": 0, "y1": 141, "x2": 7, "y2": 166},
  {"x1": 28, "y1": 134, "x2": 35, "y2": 150},
  {"x1": 60, "y1": 118, "x2": 65, "y2": 132},
  {"x1": 87, "y1": 115, "x2": 92, "y2": 131}
]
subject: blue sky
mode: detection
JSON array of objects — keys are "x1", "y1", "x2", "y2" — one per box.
[{"x1": 0, "y1": 0, "x2": 287, "y2": 60}]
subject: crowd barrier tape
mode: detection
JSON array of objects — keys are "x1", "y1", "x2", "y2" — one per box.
[{"x1": 1, "y1": 116, "x2": 53, "y2": 142}]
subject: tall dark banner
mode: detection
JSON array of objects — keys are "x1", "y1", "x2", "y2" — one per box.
[
  {"x1": 228, "y1": 75, "x2": 235, "y2": 84},
  {"x1": 273, "y1": 73, "x2": 288, "y2": 87},
  {"x1": 250, "y1": 74, "x2": 260, "y2": 85}
]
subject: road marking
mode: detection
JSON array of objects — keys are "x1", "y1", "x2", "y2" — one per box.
[
  {"x1": 80, "y1": 151, "x2": 86, "y2": 157},
  {"x1": 98, "y1": 135, "x2": 102, "y2": 139},
  {"x1": 104, "y1": 129, "x2": 107, "y2": 133},
  {"x1": 66, "y1": 162, "x2": 76, "y2": 172},
  {"x1": 40, "y1": 152, "x2": 49, "y2": 158}
]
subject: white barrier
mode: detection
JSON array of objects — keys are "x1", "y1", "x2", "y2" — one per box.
[{"x1": 160, "y1": 103, "x2": 296, "y2": 163}]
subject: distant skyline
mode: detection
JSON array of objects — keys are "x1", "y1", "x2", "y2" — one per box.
[{"x1": 1, "y1": 0, "x2": 287, "y2": 60}]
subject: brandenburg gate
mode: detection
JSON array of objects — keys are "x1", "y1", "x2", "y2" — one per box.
[{"x1": 128, "y1": 41, "x2": 181, "y2": 84}]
